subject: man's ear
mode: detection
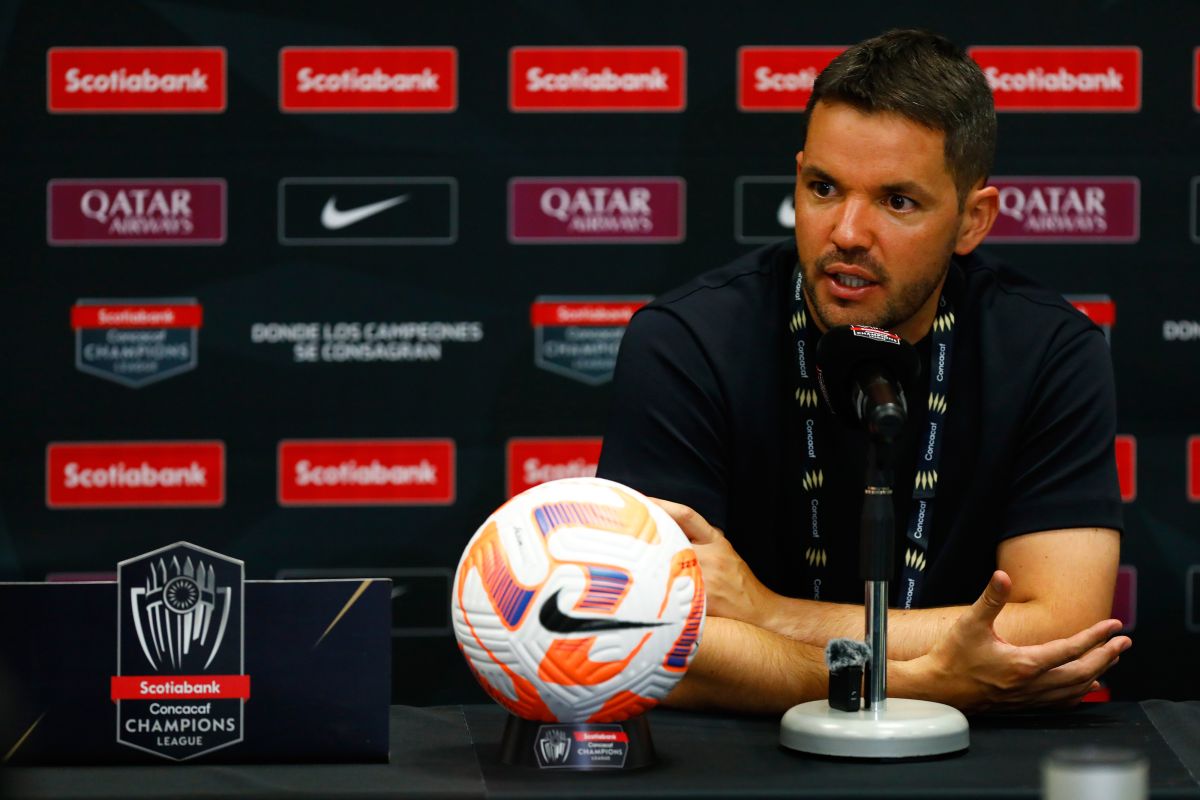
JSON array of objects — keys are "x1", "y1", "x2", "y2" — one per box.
[{"x1": 955, "y1": 183, "x2": 999, "y2": 255}]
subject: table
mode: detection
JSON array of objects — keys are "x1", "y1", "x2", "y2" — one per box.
[{"x1": 8, "y1": 701, "x2": 1200, "y2": 799}]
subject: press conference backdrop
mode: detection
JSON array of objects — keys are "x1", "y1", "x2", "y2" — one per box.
[{"x1": 2, "y1": 1, "x2": 1198, "y2": 704}]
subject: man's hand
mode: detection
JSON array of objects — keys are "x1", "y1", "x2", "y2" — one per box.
[
  {"x1": 900, "y1": 570, "x2": 1131, "y2": 712},
  {"x1": 651, "y1": 498, "x2": 777, "y2": 627}
]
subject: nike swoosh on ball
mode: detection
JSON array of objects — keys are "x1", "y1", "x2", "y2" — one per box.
[{"x1": 538, "y1": 588, "x2": 669, "y2": 633}]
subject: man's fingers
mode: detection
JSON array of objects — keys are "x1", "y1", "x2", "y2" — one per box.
[
  {"x1": 1026, "y1": 620, "x2": 1127, "y2": 672},
  {"x1": 1032, "y1": 636, "x2": 1129, "y2": 689},
  {"x1": 968, "y1": 570, "x2": 1012, "y2": 627},
  {"x1": 648, "y1": 498, "x2": 723, "y2": 544}
]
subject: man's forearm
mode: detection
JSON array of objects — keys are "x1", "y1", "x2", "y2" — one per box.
[
  {"x1": 757, "y1": 596, "x2": 1085, "y2": 661},
  {"x1": 663, "y1": 616, "x2": 830, "y2": 713},
  {"x1": 665, "y1": 614, "x2": 939, "y2": 714}
]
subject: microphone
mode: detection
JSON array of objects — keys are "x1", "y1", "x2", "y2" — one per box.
[
  {"x1": 825, "y1": 638, "x2": 871, "y2": 712},
  {"x1": 814, "y1": 325, "x2": 921, "y2": 441}
]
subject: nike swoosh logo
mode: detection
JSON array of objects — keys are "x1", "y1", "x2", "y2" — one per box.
[
  {"x1": 538, "y1": 588, "x2": 668, "y2": 633},
  {"x1": 320, "y1": 194, "x2": 410, "y2": 230},
  {"x1": 777, "y1": 195, "x2": 796, "y2": 229}
]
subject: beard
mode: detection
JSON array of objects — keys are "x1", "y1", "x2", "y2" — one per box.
[{"x1": 800, "y1": 244, "x2": 953, "y2": 334}]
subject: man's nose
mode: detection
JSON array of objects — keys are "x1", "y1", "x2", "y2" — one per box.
[{"x1": 829, "y1": 197, "x2": 873, "y2": 252}]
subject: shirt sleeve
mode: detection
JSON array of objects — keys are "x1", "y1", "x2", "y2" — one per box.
[
  {"x1": 596, "y1": 307, "x2": 731, "y2": 530},
  {"x1": 1001, "y1": 326, "x2": 1124, "y2": 539}
]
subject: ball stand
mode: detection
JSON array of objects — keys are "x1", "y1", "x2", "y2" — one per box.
[{"x1": 500, "y1": 713, "x2": 656, "y2": 770}]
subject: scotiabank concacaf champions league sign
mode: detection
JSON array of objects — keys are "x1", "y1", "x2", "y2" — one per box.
[{"x1": 112, "y1": 542, "x2": 247, "y2": 760}]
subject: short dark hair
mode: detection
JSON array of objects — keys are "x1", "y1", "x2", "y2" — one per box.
[{"x1": 804, "y1": 29, "x2": 996, "y2": 204}]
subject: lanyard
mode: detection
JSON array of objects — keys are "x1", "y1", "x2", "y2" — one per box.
[{"x1": 790, "y1": 265, "x2": 955, "y2": 608}]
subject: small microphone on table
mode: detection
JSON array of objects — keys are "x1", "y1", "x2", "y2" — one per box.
[{"x1": 826, "y1": 638, "x2": 871, "y2": 712}]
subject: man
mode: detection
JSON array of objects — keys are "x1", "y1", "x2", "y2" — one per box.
[{"x1": 597, "y1": 29, "x2": 1129, "y2": 712}]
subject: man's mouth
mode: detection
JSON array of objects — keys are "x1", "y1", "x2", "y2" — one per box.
[{"x1": 833, "y1": 273, "x2": 873, "y2": 288}]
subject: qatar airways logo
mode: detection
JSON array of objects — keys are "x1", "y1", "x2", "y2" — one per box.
[
  {"x1": 737, "y1": 47, "x2": 844, "y2": 111},
  {"x1": 47, "y1": 442, "x2": 225, "y2": 509},
  {"x1": 509, "y1": 47, "x2": 685, "y2": 111},
  {"x1": 969, "y1": 47, "x2": 1141, "y2": 112},
  {"x1": 506, "y1": 438, "x2": 603, "y2": 498},
  {"x1": 509, "y1": 178, "x2": 684, "y2": 243},
  {"x1": 279, "y1": 47, "x2": 456, "y2": 112},
  {"x1": 48, "y1": 180, "x2": 225, "y2": 245},
  {"x1": 988, "y1": 177, "x2": 1139, "y2": 243},
  {"x1": 278, "y1": 440, "x2": 454, "y2": 506},
  {"x1": 48, "y1": 47, "x2": 226, "y2": 113}
]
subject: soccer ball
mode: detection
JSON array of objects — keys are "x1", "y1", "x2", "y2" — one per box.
[{"x1": 452, "y1": 477, "x2": 705, "y2": 723}]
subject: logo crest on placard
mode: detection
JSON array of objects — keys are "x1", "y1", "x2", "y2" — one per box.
[
  {"x1": 113, "y1": 542, "x2": 248, "y2": 761},
  {"x1": 537, "y1": 727, "x2": 572, "y2": 766},
  {"x1": 73, "y1": 298, "x2": 201, "y2": 388},
  {"x1": 530, "y1": 296, "x2": 649, "y2": 385}
]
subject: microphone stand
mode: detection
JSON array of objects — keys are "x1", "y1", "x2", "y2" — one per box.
[{"x1": 780, "y1": 398, "x2": 969, "y2": 758}]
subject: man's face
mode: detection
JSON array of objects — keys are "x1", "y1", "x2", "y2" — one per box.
[{"x1": 794, "y1": 101, "x2": 968, "y2": 342}]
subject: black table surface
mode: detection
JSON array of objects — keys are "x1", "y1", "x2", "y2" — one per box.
[{"x1": 7, "y1": 701, "x2": 1200, "y2": 799}]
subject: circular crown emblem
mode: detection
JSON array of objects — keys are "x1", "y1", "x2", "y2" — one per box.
[{"x1": 162, "y1": 575, "x2": 201, "y2": 614}]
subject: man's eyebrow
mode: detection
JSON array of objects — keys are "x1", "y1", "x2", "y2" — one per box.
[
  {"x1": 881, "y1": 180, "x2": 932, "y2": 199},
  {"x1": 798, "y1": 164, "x2": 837, "y2": 184}
]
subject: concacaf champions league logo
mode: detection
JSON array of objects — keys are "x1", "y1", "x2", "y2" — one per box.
[{"x1": 112, "y1": 542, "x2": 248, "y2": 761}]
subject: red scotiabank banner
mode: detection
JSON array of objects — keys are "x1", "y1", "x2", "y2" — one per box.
[
  {"x1": 46, "y1": 442, "x2": 225, "y2": 508},
  {"x1": 71, "y1": 303, "x2": 204, "y2": 329},
  {"x1": 47, "y1": 47, "x2": 226, "y2": 113},
  {"x1": 529, "y1": 299, "x2": 647, "y2": 327},
  {"x1": 278, "y1": 439, "x2": 455, "y2": 506},
  {"x1": 1068, "y1": 297, "x2": 1116, "y2": 327},
  {"x1": 737, "y1": 46, "x2": 845, "y2": 111},
  {"x1": 111, "y1": 675, "x2": 250, "y2": 701},
  {"x1": 506, "y1": 437, "x2": 604, "y2": 498},
  {"x1": 1189, "y1": 437, "x2": 1200, "y2": 502},
  {"x1": 509, "y1": 46, "x2": 686, "y2": 111},
  {"x1": 1114, "y1": 435, "x2": 1136, "y2": 503},
  {"x1": 279, "y1": 47, "x2": 457, "y2": 112},
  {"x1": 968, "y1": 46, "x2": 1141, "y2": 112}
]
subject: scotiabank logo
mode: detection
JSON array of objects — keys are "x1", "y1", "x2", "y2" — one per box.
[
  {"x1": 509, "y1": 47, "x2": 685, "y2": 112},
  {"x1": 1194, "y1": 48, "x2": 1199, "y2": 112},
  {"x1": 737, "y1": 47, "x2": 844, "y2": 111},
  {"x1": 988, "y1": 177, "x2": 1139, "y2": 243},
  {"x1": 509, "y1": 178, "x2": 684, "y2": 243},
  {"x1": 1188, "y1": 436, "x2": 1200, "y2": 502},
  {"x1": 48, "y1": 179, "x2": 226, "y2": 245},
  {"x1": 1115, "y1": 435, "x2": 1136, "y2": 503},
  {"x1": 278, "y1": 440, "x2": 454, "y2": 506},
  {"x1": 48, "y1": 47, "x2": 226, "y2": 113},
  {"x1": 506, "y1": 438, "x2": 603, "y2": 498},
  {"x1": 279, "y1": 47, "x2": 456, "y2": 112},
  {"x1": 969, "y1": 47, "x2": 1140, "y2": 112},
  {"x1": 46, "y1": 442, "x2": 225, "y2": 509}
]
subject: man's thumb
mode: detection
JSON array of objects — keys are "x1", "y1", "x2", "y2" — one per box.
[{"x1": 972, "y1": 570, "x2": 1012, "y2": 625}]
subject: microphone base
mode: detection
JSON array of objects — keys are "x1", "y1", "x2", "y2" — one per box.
[{"x1": 780, "y1": 698, "x2": 968, "y2": 759}]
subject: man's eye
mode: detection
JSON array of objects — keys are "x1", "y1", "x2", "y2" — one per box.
[
  {"x1": 887, "y1": 194, "x2": 917, "y2": 211},
  {"x1": 811, "y1": 181, "x2": 834, "y2": 198}
]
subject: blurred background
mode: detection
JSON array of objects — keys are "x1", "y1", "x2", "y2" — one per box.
[{"x1": 1, "y1": 0, "x2": 1198, "y2": 704}]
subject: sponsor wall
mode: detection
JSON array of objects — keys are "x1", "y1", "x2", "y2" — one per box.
[{"x1": 2, "y1": 1, "x2": 1199, "y2": 704}]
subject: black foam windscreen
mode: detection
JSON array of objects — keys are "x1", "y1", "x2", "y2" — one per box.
[{"x1": 814, "y1": 325, "x2": 922, "y2": 423}]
